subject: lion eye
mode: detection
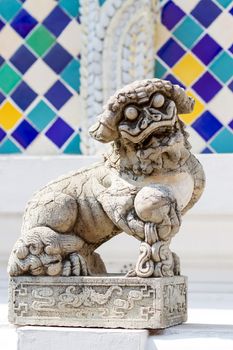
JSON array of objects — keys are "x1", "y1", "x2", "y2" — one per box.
[
  {"x1": 124, "y1": 106, "x2": 138, "y2": 120},
  {"x1": 152, "y1": 93, "x2": 165, "y2": 108}
]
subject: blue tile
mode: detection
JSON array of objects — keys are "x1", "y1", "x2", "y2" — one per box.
[
  {"x1": 45, "y1": 80, "x2": 72, "y2": 110},
  {"x1": 192, "y1": 34, "x2": 222, "y2": 65},
  {"x1": 164, "y1": 73, "x2": 185, "y2": 89},
  {"x1": 173, "y1": 16, "x2": 203, "y2": 49},
  {"x1": 229, "y1": 44, "x2": 233, "y2": 55},
  {"x1": 11, "y1": 81, "x2": 37, "y2": 110},
  {"x1": 0, "y1": 18, "x2": 5, "y2": 31},
  {"x1": 162, "y1": 1, "x2": 185, "y2": 30},
  {"x1": 0, "y1": 127, "x2": 6, "y2": 142},
  {"x1": 43, "y1": 6, "x2": 71, "y2": 37},
  {"x1": 210, "y1": 128, "x2": 233, "y2": 153},
  {"x1": 58, "y1": 0, "x2": 80, "y2": 17},
  {"x1": 0, "y1": 138, "x2": 21, "y2": 153},
  {"x1": 12, "y1": 120, "x2": 38, "y2": 148},
  {"x1": 61, "y1": 59, "x2": 80, "y2": 91},
  {"x1": 192, "y1": 71, "x2": 222, "y2": 102},
  {"x1": 45, "y1": 117, "x2": 74, "y2": 147},
  {"x1": 0, "y1": 56, "x2": 4, "y2": 68},
  {"x1": 210, "y1": 51, "x2": 233, "y2": 83},
  {"x1": 0, "y1": 0, "x2": 21, "y2": 22},
  {"x1": 64, "y1": 133, "x2": 82, "y2": 154},
  {"x1": 229, "y1": 5, "x2": 233, "y2": 15},
  {"x1": 43, "y1": 43, "x2": 72, "y2": 74},
  {"x1": 157, "y1": 38, "x2": 185, "y2": 67},
  {"x1": 192, "y1": 110, "x2": 223, "y2": 141},
  {"x1": 191, "y1": 0, "x2": 221, "y2": 28},
  {"x1": 10, "y1": 8, "x2": 38, "y2": 38},
  {"x1": 10, "y1": 45, "x2": 36, "y2": 74},
  {"x1": 0, "y1": 91, "x2": 5, "y2": 105},
  {"x1": 229, "y1": 120, "x2": 233, "y2": 130},
  {"x1": 201, "y1": 147, "x2": 213, "y2": 154},
  {"x1": 228, "y1": 80, "x2": 233, "y2": 92}
]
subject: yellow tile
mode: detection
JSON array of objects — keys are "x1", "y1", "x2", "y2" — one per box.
[
  {"x1": 0, "y1": 101, "x2": 22, "y2": 130},
  {"x1": 179, "y1": 91, "x2": 205, "y2": 125},
  {"x1": 173, "y1": 53, "x2": 205, "y2": 86}
]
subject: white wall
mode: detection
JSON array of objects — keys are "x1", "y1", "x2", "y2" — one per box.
[{"x1": 0, "y1": 155, "x2": 233, "y2": 291}]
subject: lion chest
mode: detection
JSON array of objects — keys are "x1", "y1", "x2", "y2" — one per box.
[{"x1": 139, "y1": 172, "x2": 194, "y2": 210}]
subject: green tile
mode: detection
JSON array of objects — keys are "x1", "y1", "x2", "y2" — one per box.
[
  {"x1": 154, "y1": 59, "x2": 167, "y2": 79},
  {"x1": 0, "y1": 0, "x2": 21, "y2": 21},
  {"x1": 59, "y1": 0, "x2": 80, "y2": 17},
  {"x1": 210, "y1": 128, "x2": 233, "y2": 153},
  {"x1": 64, "y1": 134, "x2": 82, "y2": 154},
  {"x1": 26, "y1": 25, "x2": 55, "y2": 57},
  {"x1": 173, "y1": 16, "x2": 203, "y2": 49},
  {"x1": 215, "y1": 0, "x2": 232, "y2": 8},
  {"x1": 0, "y1": 63, "x2": 21, "y2": 94},
  {"x1": 0, "y1": 138, "x2": 21, "y2": 153},
  {"x1": 27, "y1": 100, "x2": 56, "y2": 131},
  {"x1": 61, "y1": 59, "x2": 80, "y2": 91},
  {"x1": 210, "y1": 51, "x2": 233, "y2": 83}
]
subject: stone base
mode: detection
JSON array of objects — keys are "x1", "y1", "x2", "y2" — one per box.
[{"x1": 8, "y1": 275, "x2": 187, "y2": 329}]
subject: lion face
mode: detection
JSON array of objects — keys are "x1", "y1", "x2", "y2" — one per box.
[{"x1": 118, "y1": 93, "x2": 177, "y2": 144}]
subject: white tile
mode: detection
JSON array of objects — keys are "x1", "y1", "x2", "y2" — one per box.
[
  {"x1": 208, "y1": 11, "x2": 233, "y2": 49},
  {"x1": 155, "y1": 23, "x2": 171, "y2": 50},
  {"x1": 0, "y1": 25, "x2": 23, "y2": 59},
  {"x1": 23, "y1": 59, "x2": 57, "y2": 94},
  {"x1": 59, "y1": 95, "x2": 83, "y2": 129},
  {"x1": 172, "y1": 0, "x2": 200, "y2": 13},
  {"x1": 186, "y1": 126, "x2": 206, "y2": 153},
  {"x1": 23, "y1": 0, "x2": 56, "y2": 22},
  {"x1": 57, "y1": 20, "x2": 81, "y2": 56},
  {"x1": 208, "y1": 87, "x2": 233, "y2": 125},
  {"x1": 25, "y1": 133, "x2": 58, "y2": 155}
]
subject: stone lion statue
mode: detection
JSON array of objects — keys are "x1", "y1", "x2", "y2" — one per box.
[{"x1": 8, "y1": 79, "x2": 205, "y2": 278}]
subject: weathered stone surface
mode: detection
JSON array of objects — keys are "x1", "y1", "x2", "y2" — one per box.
[{"x1": 9, "y1": 275, "x2": 187, "y2": 329}]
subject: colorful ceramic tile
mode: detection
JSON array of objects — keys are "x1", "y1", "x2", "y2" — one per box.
[
  {"x1": 192, "y1": 34, "x2": 222, "y2": 65},
  {"x1": 45, "y1": 80, "x2": 72, "y2": 110},
  {"x1": 27, "y1": 100, "x2": 56, "y2": 131},
  {"x1": 0, "y1": 91, "x2": 5, "y2": 105},
  {"x1": 0, "y1": 0, "x2": 21, "y2": 22},
  {"x1": 11, "y1": 81, "x2": 37, "y2": 110},
  {"x1": 12, "y1": 119, "x2": 38, "y2": 148},
  {"x1": 26, "y1": 25, "x2": 55, "y2": 57},
  {"x1": 191, "y1": 0, "x2": 221, "y2": 28},
  {"x1": 215, "y1": 0, "x2": 232, "y2": 8},
  {"x1": 210, "y1": 128, "x2": 233, "y2": 153},
  {"x1": 157, "y1": 38, "x2": 185, "y2": 67},
  {"x1": 192, "y1": 71, "x2": 222, "y2": 102},
  {"x1": 0, "y1": 101, "x2": 22, "y2": 130},
  {"x1": 0, "y1": 138, "x2": 21, "y2": 153},
  {"x1": 209, "y1": 51, "x2": 233, "y2": 83},
  {"x1": 172, "y1": 53, "x2": 205, "y2": 86},
  {"x1": 61, "y1": 59, "x2": 80, "y2": 91},
  {"x1": 162, "y1": 1, "x2": 185, "y2": 30},
  {"x1": 0, "y1": 127, "x2": 6, "y2": 142},
  {"x1": 63, "y1": 133, "x2": 82, "y2": 154},
  {"x1": 192, "y1": 110, "x2": 223, "y2": 141},
  {"x1": 43, "y1": 6, "x2": 71, "y2": 37},
  {"x1": 58, "y1": 0, "x2": 80, "y2": 17},
  {"x1": 154, "y1": 59, "x2": 167, "y2": 79},
  {"x1": 173, "y1": 16, "x2": 203, "y2": 49},
  {"x1": 179, "y1": 91, "x2": 205, "y2": 124},
  {"x1": 43, "y1": 43, "x2": 72, "y2": 74},
  {"x1": 0, "y1": 63, "x2": 21, "y2": 94},
  {"x1": 45, "y1": 117, "x2": 74, "y2": 147},
  {"x1": 10, "y1": 45, "x2": 37, "y2": 74},
  {"x1": 10, "y1": 8, "x2": 38, "y2": 38}
]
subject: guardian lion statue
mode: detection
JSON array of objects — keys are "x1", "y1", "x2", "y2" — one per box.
[{"x1": 8, "y1": 79, "x2": 205, "y2": 278}]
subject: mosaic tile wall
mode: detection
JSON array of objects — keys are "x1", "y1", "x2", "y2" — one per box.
[{"x1": 0, "y1": 0, "x2": 232, "y2": 154}]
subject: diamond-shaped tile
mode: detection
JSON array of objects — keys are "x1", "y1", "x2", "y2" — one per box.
[
  {"x1": 228, "y1": 80, "x2": 233, "y2": 92},
  {"x1": 172, "y1": 0, "x2": 200, "y2": 13},
  {"x1": 192, "y1": 71, "x2": 222, "y2": 102},
  {"x1": 201, "y1": 147, "x2": 213, "y2": 154},
  {"x1": 230, "y1": 5, "x2": 233, "y2": 15},
  {"x1": 0, "y1": 127, "x2": 6, "y2": 142},
  {"x1": 154, "y1": 59, "x2": 167, "y2": 79},
  {"x1": 0, "y1": 91, "x2": 5, "y2": 105},
  {"x1": 0, "y1": 19, "x2": 5, "y2": 31},
  {"x1": 215, "y1": 0, "x2": 232, "y2": 8},
  {"x1": 0, "y1": 101, "x2": 22, "y2": 130},
  {"x1": 0, "y1": 138, "x2": 21, "y2": 153},
  {"x1": 11, "y1": 81, "x2": 37, "y2": 110},
  {"x1": 59, "y1": 95, "x2": 83, "y2": 129},
  {"x1": 58, "y1": 0, "x2": 80, "y2": 17},
  {"x1": 164, "y1": 73, "x2": 185, "y2": 89},
  {"x1": 45, "y1": 80, "x2": 72, "y2": 110},
  {"x1": 23, "y1": 0, "x2": 56, "y2": 22},
  {"x1": 208, "y1": 87, "x2": 233, "y2": 125},
  {"x1": 43, "y1": 6, "x2": 71, "y2": 37},
  {"x1": 208, "y1": 11, "x2": 233, "y2": 49},
  {"x1": 157, "y1": 38, "x2": 185, "y2": 67},
  {"x1": 209, "y1": 51, "x2": 233, "y2": 83},
  {"x1": 173, "y1": 53, "x2": 205, "y2": 86},
  {"x1": 229, "y1": 44, "x2": 233, "y2": 55},
  {"x1": 0, "y1": 63, "x2": 21, "y2": 94},
  {"x1": 10, "y1": 45, "x2": 37, "y2": 74},
  {"x1": 173, "y1": 16, "x2": 203, "y2": 49},
  {"x1": 26, "y1": 25, "x2": 55, "y2": 57},
  {"x1": 64, "y1": 133, "x2": 82, "y2": 154},
  {"x1": 0, "y1": 0, "x2": 21, "y2": 21},
  {"x1": 27, "y1": 100, "x2": 56, "y2": 131},
  {"x1": 179, "y1": 90, "x2": 205, "y2": 124},
  {"x1": 0, "y1": 24, "x2": 23, "y2": 59},
  {"x1": 162, "y1": 1, "x2": 185, "y2": 30},
  {"x1": 229, "y1": 120, "x2": 233, "y2": 130},
  {"x1": 24, "y1": 59, "x2": 57, "y2": 94},
  {"x1": 12, "y1": 119, "x2": 38, "y2": 148},
  {"x1": 192, "y1": 34, "x2": 222, "y2": 65},
  {"x1": 61, "y1": 59, "x2": 80, "y2": 91},
  {"x1": 192, "y1": 110, "x2": 223, "y2": 141},
  {"x1": 210, "y1": 128, "x2": 233, "y2": 153},
  {"x1": 25, "y1": 133, "x2": 58, "y2": 155},
  {"x1": 0, "y1": 56, "x2": 4, "y2": 67},
  {"x1": 43, "y1": 43, "x2": 72, "y2": 74},
  {"x1": 191, "y1": 0, "x2": 221, "y2": 28},
  {"x1": 45, "y1": 117, "x2": 74, "y2": 147},
  {"x1": 10, "y1": 8, "x2": 38, "y2": 38},
  {"x1": 57, "y1": 20, "x2": 81, "y2": 57}
]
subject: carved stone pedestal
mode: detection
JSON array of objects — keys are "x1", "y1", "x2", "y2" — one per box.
[{"x1": 9, "y1": 275, "x2": 187, "y2": 329}]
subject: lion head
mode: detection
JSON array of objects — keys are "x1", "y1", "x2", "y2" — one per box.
[{"x1": 89, "y1": 79, "x2": 194, "y2": 176}]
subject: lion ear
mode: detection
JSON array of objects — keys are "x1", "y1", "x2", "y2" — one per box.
[{"x1": 89, "y1": 121, "x2": 118, "y2": 143}]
